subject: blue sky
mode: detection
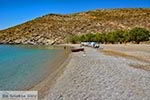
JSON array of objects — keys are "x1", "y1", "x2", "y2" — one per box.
[{"x1": 0, "y1": 0, "x2": 150, "y2": 30}]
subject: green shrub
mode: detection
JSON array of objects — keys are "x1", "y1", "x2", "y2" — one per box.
[
  {"x1": 129, "y1": 27, "x2": 150, "y2": 44},
  {"x1": 67, "y1": 35, "x2": 80, "y2": 44},
  {"x1": 67, "y1": 27, "x2": 150, "y2": 44},
  {"x1": 84, "y1": 33, "x2": 96, "y2": 42},
  {"x1": 79, "y1": 35, "x2": 86, "y2": 42}
]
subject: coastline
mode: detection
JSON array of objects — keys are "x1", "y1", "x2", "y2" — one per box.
[
  {"x1": 2, "y1": 44, "x2": 149, "y2": 99},
  {"x1": 29, "y1": 45, "x2": 72, "y2": 99},
  {"x1": 0, "y1": 44, "x2": 72, "y2": 99},
  {"x1": 0, "y1": 44, "x2": 72, "y2": 91}
]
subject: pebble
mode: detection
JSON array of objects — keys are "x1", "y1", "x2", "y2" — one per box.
[{"x1": 44, "y1": 47, "x2": 150, "y2": 100}]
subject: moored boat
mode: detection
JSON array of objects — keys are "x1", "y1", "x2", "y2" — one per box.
[{"x1": 71, "y1": 48, "x2": 84, "y2": 52}]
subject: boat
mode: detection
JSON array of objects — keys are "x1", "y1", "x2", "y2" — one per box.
[{"x1": 71, "y1": 48, "x2": 84, "y2": 52}]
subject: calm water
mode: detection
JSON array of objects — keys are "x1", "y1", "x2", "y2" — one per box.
[{"x1": 0, "y1": 45, "x2": 67, "y2": 90}]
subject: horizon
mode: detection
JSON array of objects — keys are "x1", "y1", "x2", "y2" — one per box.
[{"x1": 0, "y1": 0, "x2": 150, "y2": 30}]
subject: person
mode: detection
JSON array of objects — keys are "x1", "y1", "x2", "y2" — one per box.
[{"x1": 64, "y1": 46, "x2": 66, "y2": 49}]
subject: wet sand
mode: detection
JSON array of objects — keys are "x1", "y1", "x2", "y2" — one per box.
[{"x1": 29, "y1": 46, "x2": 71, "y2": 100}]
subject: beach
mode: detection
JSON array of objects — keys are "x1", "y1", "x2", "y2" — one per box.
[
  {"x1": 43, "y1": 44, "x2": 150, "y2": 100},
  {"x1": 0, "y1": 45, "x2": 71, "y2": 100},
  {"x1": 28, "y1": 46, "x2": 71, "y2": 99}
]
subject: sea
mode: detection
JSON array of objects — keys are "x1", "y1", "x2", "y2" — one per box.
[{"x1": 0, "y1": 45, "x2": 68, "y2": 90}]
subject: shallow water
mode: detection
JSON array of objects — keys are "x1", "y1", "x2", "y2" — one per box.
[{"x1": 0, "y1": 45, "x2": 67, "y2": 90}]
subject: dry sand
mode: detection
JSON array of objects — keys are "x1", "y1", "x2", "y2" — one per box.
[{"x1": 43, "y1": 44, "x2": 150, "y2": 100}]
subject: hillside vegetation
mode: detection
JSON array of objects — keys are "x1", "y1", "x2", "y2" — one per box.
[
  {"x1": 68, "y1": 27, "x2": 150, "y2": 44},
  {"x1": 0, "y1": 8, "x2": 150, "y2": 45}
]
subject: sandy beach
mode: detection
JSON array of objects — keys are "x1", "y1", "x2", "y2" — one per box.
[{"x1": 43, "y1": 44, "x2": 150, "y2": 100}]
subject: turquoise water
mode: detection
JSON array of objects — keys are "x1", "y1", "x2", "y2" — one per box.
[{"x1": 0, "y1": 45, "x2": 66, "y2": 90}]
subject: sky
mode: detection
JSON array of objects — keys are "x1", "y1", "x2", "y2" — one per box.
[{"x1": 0, "y1": 0, "x2": 150, "y2": 30}]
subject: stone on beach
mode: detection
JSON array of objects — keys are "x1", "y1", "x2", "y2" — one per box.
[{"x1": 44, "y1": 47, "x2": 150, "y2": 100}]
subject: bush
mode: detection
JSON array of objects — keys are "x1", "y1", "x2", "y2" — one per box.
[
  {"x1": 104, "y1": 30, "x2": 126, "y2": 44},
  {"x1": 95, "y1": 33, "x2": 106, "y2": 43},
  {"x1": 67, "y1": 27, "x2": 150, "y2": 44},
  {"x1": 84, "y1": 33, "x2": 96, "y2": 42},
  {"x1": 67, "y1": 35, "x2": 80, "y2": 44},
  {"x1": 129, "y1": 27, "x2": 150, "y2": 44}
]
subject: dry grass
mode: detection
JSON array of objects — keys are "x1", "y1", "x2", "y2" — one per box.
[
  {"x1": 101, "y1": 50, "x2": 130, "y2": 57},
  {"x1": 129, "y1": 64, "x2": 150, "y2": 71},
  {"x1": 140, "y1": 40, "x2": 150, "y2": 44},
  {"x1": 100, "y1": 50, "x2": 150, "y2": 71},
  {"x1": 100, "y1": 50, "x2": 149, "y2": 63}
]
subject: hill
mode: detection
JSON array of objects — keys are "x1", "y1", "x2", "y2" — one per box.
[{"x1": 0, "y1": 8, "x2": 150, "y2": 45}]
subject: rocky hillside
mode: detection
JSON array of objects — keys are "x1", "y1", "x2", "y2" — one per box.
[{"x1": 0, "y1": 8, "x2": 150, "y2": 45}]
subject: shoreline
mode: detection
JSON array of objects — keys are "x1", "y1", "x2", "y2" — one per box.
[
  {"x1": 0, "y1": 45, "x2": 72, "y2": 91},
  {"x1": 2, "y1": 44, "x2": 150, "y2": 99},
  {"x1": 29, "y1": 45, "x2": 72, "y2": 99}
]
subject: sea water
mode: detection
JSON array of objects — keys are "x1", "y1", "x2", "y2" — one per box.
[{"x1": 0, "y1": 45, "x2": 67, "y2": 90}]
